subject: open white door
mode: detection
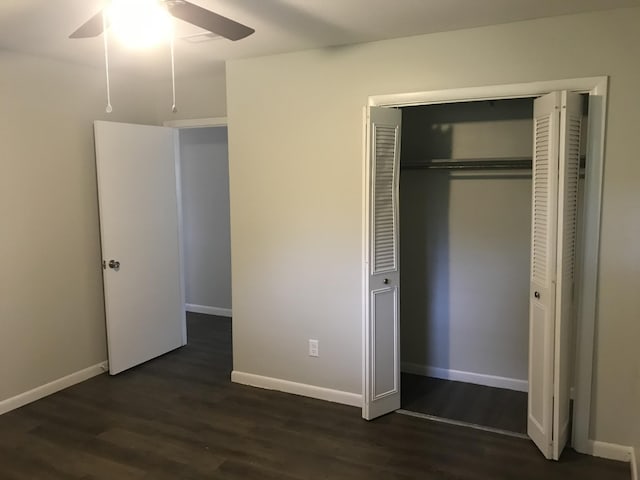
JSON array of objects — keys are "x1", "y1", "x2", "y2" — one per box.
[
  {"x1": 94, "y1": 121, "x2": 186, "y2": 375},
  {"x1": 363, "y1": 106, "x2": 401, "y2": 420},
  {"x1": 528, "y1": 92, "x2": 582, "y2": 459}
]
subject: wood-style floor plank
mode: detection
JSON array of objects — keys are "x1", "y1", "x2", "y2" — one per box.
[
  {"x1": 401, "y1": 372, "x2": 528, "y2": 433},
  {"x1": 0, "y1": 313, "x2": 629, "y2": 479}
]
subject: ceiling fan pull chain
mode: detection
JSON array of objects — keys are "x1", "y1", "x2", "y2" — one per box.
[
  {"x1": 102, "y1": 10, "x2": 113, "y2": 113},
  {"x1": 170, "y1": 35, "x2": 177, "y2": 113}
]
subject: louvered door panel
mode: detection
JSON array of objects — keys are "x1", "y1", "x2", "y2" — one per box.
[
  {"x1": 532, "y1": 116, "x2": 551, "y2": 286},
  {"x1": 372, "y1": 125, "x2": 399, "y2": 273},
  {"x1": 364, "y1": 106, "x2": 401, "y2": 420},
  {"x1": 560, "y1": 111, "x2": 582, "y2": 284},
  {"x1": 528, "y1": 91, "x2": 560, "y2": 460}
]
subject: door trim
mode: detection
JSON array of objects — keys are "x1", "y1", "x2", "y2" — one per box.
[
  {"x1": 362, "y1": 76, "x2": 608, "y2": 454},
  {"x1": 163, "y1": 116, "x2": 228, "y2": 128},
  {"x1": 172, "y1": 128, "x2": 188, "y2": 346}
]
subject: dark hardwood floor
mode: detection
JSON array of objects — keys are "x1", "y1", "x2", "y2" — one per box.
[
  {"x1": 0, "y1": 313, "x2": 629, "y2": 479},
  {"x1": 401, "y1": 373, "x2": 528, "y2": 434}
]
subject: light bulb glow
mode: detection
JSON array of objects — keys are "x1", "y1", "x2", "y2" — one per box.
[{"x1": 107, "y1": 0, "x2": 173, "y2": 48}]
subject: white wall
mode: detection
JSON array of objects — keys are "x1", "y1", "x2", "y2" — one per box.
[
  {"x1": 154, "y1": 69, "x2": 227, "y2": 122},
  {"x1": 0, "y1": 50, "x2": 227, "y2": 409},
  {"x1": 226, "y1": 7, "x2": 640, "y2": 447},
  {"x1": 400, "y1": 100, "x2": 532, "y2": 385},
  {"x1": 0, "y1": 51, "x2": 159, "y2": 404},
  {"x1": 180, "y1": 127, "x2": 232, "y2": 312}
]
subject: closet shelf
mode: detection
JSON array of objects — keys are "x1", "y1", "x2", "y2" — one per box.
[{"x1": 401, "y1": 156, "x2": 586, "y2": 171}]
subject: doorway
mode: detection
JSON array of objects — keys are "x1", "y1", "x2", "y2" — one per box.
[
  {"x1": 398, "y1": 97, "x2": 537, "y2": 436},
  {"x1": 94, "y1": 118, "x2": 232, "y2": 377},
  {"x1": 361, "y1": 77, "x2": 608, "y2": 459},
  {"x1": 177, "y1": 125, "x2": 232, "y2": 319}
]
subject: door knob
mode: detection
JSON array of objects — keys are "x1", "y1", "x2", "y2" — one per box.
[
  {"x1": 108, "y1": 260, "x2": 120, "y2": 269},
  {"x1": 383, "y1": 278, "x2": 389, "y2": 284},
  {"x1": 534, "y1": 291, "x2": 540, "y2": 299}
]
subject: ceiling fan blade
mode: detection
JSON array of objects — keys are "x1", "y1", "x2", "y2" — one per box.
[
  {"x1": 69, "y1": 10, "x2": 106, "y2": 39},
  {"x1": 167, "y1": 1, "x2": 254, "y2": 41}
]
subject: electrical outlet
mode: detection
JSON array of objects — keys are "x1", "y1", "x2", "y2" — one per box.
[{"x1": 308, "y1": 339, "x2": 319, "y2": 357}]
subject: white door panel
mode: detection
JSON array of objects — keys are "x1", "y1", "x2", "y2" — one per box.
[
  {"x1": 528, "y1": 91, "x2": 582, "y2": 460},
  {"x1": 528, "y1": 91, "x2": 560, "y2": 459},
  {"x1": 363, "y1": 106, "x2": 401, "y2": 420},
  {"x1": 372, "y1": 286, "x2": 398, "y2": 398},
  {"x1": 553, "y1": 91, "x2": 583, "y2": 459},
  {"x1": 95, "y1": 121, "x2": 186, "y2": 375}
]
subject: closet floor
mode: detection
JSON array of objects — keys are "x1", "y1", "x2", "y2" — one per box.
[{"x1": 401, "y1": 372, "x2": 528, "y2": 434}]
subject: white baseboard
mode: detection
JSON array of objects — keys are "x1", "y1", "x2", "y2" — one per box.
[
  {"x1": 231, "y1": 371, "x2": 362, "y2": 408},
  {"x1": 0, "y1": 361, "x2": 108, "y2": 416},
  {"x1": 631, "y1": 447, "x2": 638, "y2": 480},
  {"x1": 586, "y1": 440, "x2": 634, "y2": 463},
  {"x1": 401, "y1": 362, "x2": 528, "y2": 392},
  {"x1": 186, "y1": 303, "x2": 232, "y2": 318}
]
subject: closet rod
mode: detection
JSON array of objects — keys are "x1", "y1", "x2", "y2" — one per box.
[{"x1": 401, "y1": 156, "x2": 586, "y2": 171}]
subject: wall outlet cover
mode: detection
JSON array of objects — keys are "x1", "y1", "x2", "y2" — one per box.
[{"x1": 309, "y1": 339, "x2": 319, "y2": 357}]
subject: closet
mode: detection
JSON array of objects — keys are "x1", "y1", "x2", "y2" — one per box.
[
  {"x1": 362, "y1": 91, "x2": 588, "y2": 460},
  {"x1": 399, "y1": 98, "x2": 535, "y2": 434}
]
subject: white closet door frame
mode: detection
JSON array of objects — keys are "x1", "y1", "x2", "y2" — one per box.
[{"x1": 363, "y1": 77, "x2": 608, "y2": 454}]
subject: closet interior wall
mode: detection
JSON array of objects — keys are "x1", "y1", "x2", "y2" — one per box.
[{"x1": 399, "y1": 99, "x2": 535, "y2": 389}]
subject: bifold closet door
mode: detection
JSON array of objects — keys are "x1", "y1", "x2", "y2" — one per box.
[
  {"x1": 363, "y1": 106, "x2": 402, "y2": 420},
  {"x1": 528, "y1": 91, "x2": 582, "y2": 460}
]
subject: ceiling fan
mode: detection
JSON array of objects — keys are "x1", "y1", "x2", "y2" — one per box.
[{"x1": 70, "y1": 0, "x2": 255, "y2": 41}]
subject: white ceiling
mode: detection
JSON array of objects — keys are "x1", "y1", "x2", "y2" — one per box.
[{"x1": 0, "y1": 0, "x2": 638, "y2": 76}]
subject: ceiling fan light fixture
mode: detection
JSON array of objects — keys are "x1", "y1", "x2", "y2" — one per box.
[{"x1": 107, "y1": 0, "x2": 174, "y2": 49}]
